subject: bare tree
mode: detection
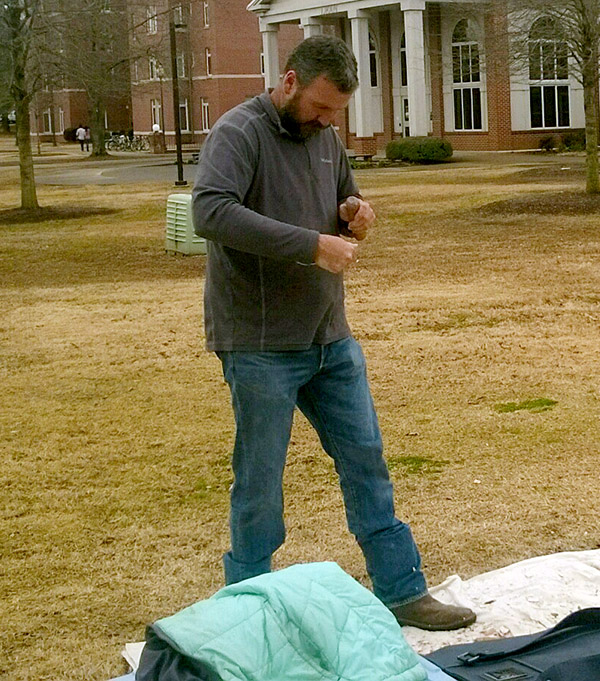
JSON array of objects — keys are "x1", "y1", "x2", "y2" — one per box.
[
  {"x1": 508, "y1": 0, "x2": 600, "y2": 193},
  {"x1": 1, "y1": 0, "x2": 42, "y2": 209},
  {"x1": 0, "y1": 36, "x2": 13, "y2": 133},
  {"x1": 40, "y1": 0, "x2": 134, "y2": 156}
]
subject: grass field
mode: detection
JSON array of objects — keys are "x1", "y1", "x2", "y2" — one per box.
[{"x1": 2, "y1": 156, "x2": 600, "y2": 680}]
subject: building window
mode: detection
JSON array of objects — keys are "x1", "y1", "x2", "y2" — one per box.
[
  {"x1": 201, "y1": 99, "x2": 210, "y2": 132},
  {"x1": 42, "y1": 108, "x2": 52, "y2": 133},
  {"x1": 205, "y1": 47, "x2": 212, "y2": 76},
  {"x1": 369, "y1": 31, "x2": 379, "y2": 88},
  {"x1": 176, "y1": 52, "x2": 185, "y2": 78},
  {"x1": 147, "y1": 5, "x2": 157, "y2": 34},
  {"x1": 400, "y1": 33, "x2": 408, "y2": 87},
  {"x1": 179, "y1": 99, "x2": 189, "y2": 131},
  {"x1": 149, "y1": 56, "x2": 159, "y2": 80},
  {"x1": 173, "y1": 4, "x2": 183, "y2": 26},
  {"x1": 58, "y1": 107, "x2": 65, "y2": 133},
  {"x1": 203, "y1": 1, "x2": 209, "y2": 27},
  {"x1": 260, "y1": 52, "x2": 265, "y2": 76},
  {"x1": 151, "y1": 99, "x2": 162, "y2": 128},
  {"x1": 452, "y1": 19, "x2": 482, "y2": 131},
  {"x1": 528, "y1": 17, "x2": 570, "y2": 128}
]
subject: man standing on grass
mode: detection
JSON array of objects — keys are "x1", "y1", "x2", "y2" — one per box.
[{"x1": 192, "y1": 35, "x2": 475, "y2": 631}]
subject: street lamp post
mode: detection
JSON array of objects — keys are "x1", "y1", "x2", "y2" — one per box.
[
  {"x1": 157, "y1": 64, "x2": 166, "y2": 134},
  {"x1": 169, "y1": 5, "x2": 187, "y2": 186}
]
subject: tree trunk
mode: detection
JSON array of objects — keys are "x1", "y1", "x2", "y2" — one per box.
[
  {"x1": 584, "y1": 84, "x2": 600, "y2": 194},
  {"x1": 583, "y1": 64, "x2": 600, "y2": 194},
  {"x1": 89, "y1": 101, "x2": 108, "y2": 157},
  {"x1": 15, "y1": 99, "x2": 39, "y2": 210}
]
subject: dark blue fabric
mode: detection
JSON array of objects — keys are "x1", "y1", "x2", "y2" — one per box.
[
  {"x1": 135, "y1": 625, "x2": 222, "y2": 681},
  {"x1": 426, "y1": 607, "x2": 600, "y2": 681}
]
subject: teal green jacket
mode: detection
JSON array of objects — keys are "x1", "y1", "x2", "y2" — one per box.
[{"x1": 137, "y1": 562, "x2": 427, "y2": 681}]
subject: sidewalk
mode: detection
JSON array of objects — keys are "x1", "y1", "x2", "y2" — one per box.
[
  {"x1": 1, "y1": 134, "x2": 585, "y2": 186},
  {"x1": 0, "y1": 135, "x2": 195, "y2": 167}
]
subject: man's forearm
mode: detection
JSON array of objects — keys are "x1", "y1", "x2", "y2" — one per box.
[{"x1": 192, "y1": 189, "x2": 319, "y2": 264}]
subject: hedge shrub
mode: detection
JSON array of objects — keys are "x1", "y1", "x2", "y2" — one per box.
[
  {"x1": 538, "y1": 135, "x2": 556, "y2": 152},
  {"x1": 63, "y1": 127, "x2": 77, "y2": 142},
  {"x1": 560, "y1": 129, "x2": 586, "y2": 152},
  {"x1": 386, "y1": 137, "x2": 453, "y2": 163}
]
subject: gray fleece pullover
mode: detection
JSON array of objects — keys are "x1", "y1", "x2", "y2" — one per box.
[{"x1": 192, "y1": 91, "x2": 359, "y2": 351}]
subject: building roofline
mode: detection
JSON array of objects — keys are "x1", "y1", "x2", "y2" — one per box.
[{"x1": 247, "y1": 0, "x2": 271, "y2": 14}]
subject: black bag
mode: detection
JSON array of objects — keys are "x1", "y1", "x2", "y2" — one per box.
[{"x1": 425, "y1": 608, "x2": 600, "y2": 681}]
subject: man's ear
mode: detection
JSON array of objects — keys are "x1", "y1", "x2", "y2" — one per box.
[{"x1": 282, "y1": 70, "x2": 298, "y2": 96}]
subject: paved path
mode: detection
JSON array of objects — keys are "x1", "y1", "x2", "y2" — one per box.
[
  {"x1": 0, "y1": 137, "x2": 585, "y2": 187},
  {"x1": 0, "y1": 137, "x2": 198, "y2": 186},
  {"x1": 35, "y1": 158, "x2": 198, "y2": 186}
]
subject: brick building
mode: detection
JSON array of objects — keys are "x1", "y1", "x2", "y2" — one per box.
[
  {"x1": 128, "y1": 0, "x2": 302, "y2": 146},
  {"x1": 126, "y1": 0, "x2": 587, "y2": 153},
  {"x1": 250, "y1": 0, "x2": 586, "y2": 154}
]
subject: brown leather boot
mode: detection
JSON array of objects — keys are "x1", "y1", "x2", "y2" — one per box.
[{"x1": 391, "y1": 594, "x2": 476, "y2": 631}]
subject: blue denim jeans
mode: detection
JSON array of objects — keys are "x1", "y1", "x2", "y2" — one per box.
[{"x1": 218, "y1": 336, "x2": 427, "y2": 606}]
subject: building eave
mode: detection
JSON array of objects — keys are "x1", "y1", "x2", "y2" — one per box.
[{"x1": 247, "y1": 0, "x2": 272, "y2": 14}]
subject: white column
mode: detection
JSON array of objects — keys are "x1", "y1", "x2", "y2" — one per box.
[
  {"x1": 300, "y1": 16, "x2": 323, "y2": 38},
  {"x1": 260, "y1": 21, "x2": 280, "y2": 90},
  {"x1": 401, "y1": 0, "x2": 428, "y2": 136},
  {"x1": 349, "y1": 9, "x2": 373, "y2": 138}
]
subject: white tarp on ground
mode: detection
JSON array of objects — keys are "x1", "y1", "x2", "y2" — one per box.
[
  {"x1": 402, "y1": 549, "x2": 600, "y2": 655},
  {"x1": 116, "y1": 549, "x2": 600, "y2": 679}
]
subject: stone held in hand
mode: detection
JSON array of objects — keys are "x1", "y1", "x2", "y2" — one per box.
[{"x1": 339, "y1": 196, "x2": 360, "y2": 223}]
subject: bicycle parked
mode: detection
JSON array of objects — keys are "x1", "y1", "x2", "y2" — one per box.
[{"x1": 106, "y1": 133, "x2": 149, "y2": 152}]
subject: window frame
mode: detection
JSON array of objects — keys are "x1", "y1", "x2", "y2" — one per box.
[
  {"x1": 151, "y1": 98, "x2": 162, "y2": 128},
  {"x1": 368, "y1": 30, "x2": 380, "y2": 88},
  {"x1": 176, "y1": 52, "x2": 186, "y2": 79},
  {"x1": 42, "y1": 108, "x2": 53, "y2": 134},
  {"x1": 149, "y1": 56, "x2": 159, "y2": 80},
  {"x1": 528, "y1": 17, "x2": 570, "y2": 129},
  {"x1": 179, "y1": 98, "x2": 190, "y2": 132},
  {"x1": 451, "y1": 19, "x2": 483, "y2": 131},
  {"x1": 147, "y1": 5, "x2": 157, "y2": 34},
  {"x1": 201, "y1": 99, "x2": 210, "y2": 132}
]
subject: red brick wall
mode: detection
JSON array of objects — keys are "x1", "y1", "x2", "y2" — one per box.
[
  {"x1": 484, "y1": 8, "x2": 513, "y2": 150},
  {"x1": 429, "y1": 5, "x2": 444, "y2": 139},
  {"x1": 127, "y1": 1, "x2": 587, "y2": 152},
  {"x1": 379, "y1": 11, "x2": 394, "y2": 148},
  {"x1": 130, "y1": 0, "x2": 305, "y2": 142}
]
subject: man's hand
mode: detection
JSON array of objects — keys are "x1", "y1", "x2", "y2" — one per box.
[
  {"x1": 315, "y1": 234, "x2": 358, "y2": 273},
  {"x1": 339, "y1": 197, "x2": 376, "y2": 241}
]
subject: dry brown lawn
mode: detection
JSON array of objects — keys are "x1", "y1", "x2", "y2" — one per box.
[{"x1": 1, "y1": 156, "x2": 600, "y2": 681}]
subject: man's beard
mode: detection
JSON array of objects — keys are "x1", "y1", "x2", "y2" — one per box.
[{"x1": 278, "y1": 93, "x2": 328, "y2": 141}]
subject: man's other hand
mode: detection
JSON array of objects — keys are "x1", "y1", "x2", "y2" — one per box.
[{"x1": 315, "y1": 234, "x2": 358, "y2": 273}]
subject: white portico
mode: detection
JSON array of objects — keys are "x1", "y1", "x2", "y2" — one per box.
[
  {"x1": 248, "y1": 0, "x2": 586, "y2": 153},
  {"x1": 247, "y1": 0, "x2": 478, "y2": 154}
]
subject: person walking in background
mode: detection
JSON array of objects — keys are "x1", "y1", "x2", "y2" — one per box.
[
  {"x1": 75, "y1": 124, "x2": 86, "y2": 152},
  {"x1": 84, "y1": 126, "x2": 91, "y2": 152},
  {"x1": 192, "y1": 35, "x2": 476, "y2": 632}
]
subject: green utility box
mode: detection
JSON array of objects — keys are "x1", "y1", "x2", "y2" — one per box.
[{"x1": 165, "y1": 193, "x2": 207, "y2": 255}]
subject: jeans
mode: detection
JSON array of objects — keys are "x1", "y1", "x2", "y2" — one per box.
[{"x1": 218, "y1": 336, "x2": 427, "y2": 606}]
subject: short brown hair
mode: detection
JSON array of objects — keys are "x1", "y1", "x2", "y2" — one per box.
[{"x1": 284, "y1": 35, "x2": 358, "y2": 94}]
